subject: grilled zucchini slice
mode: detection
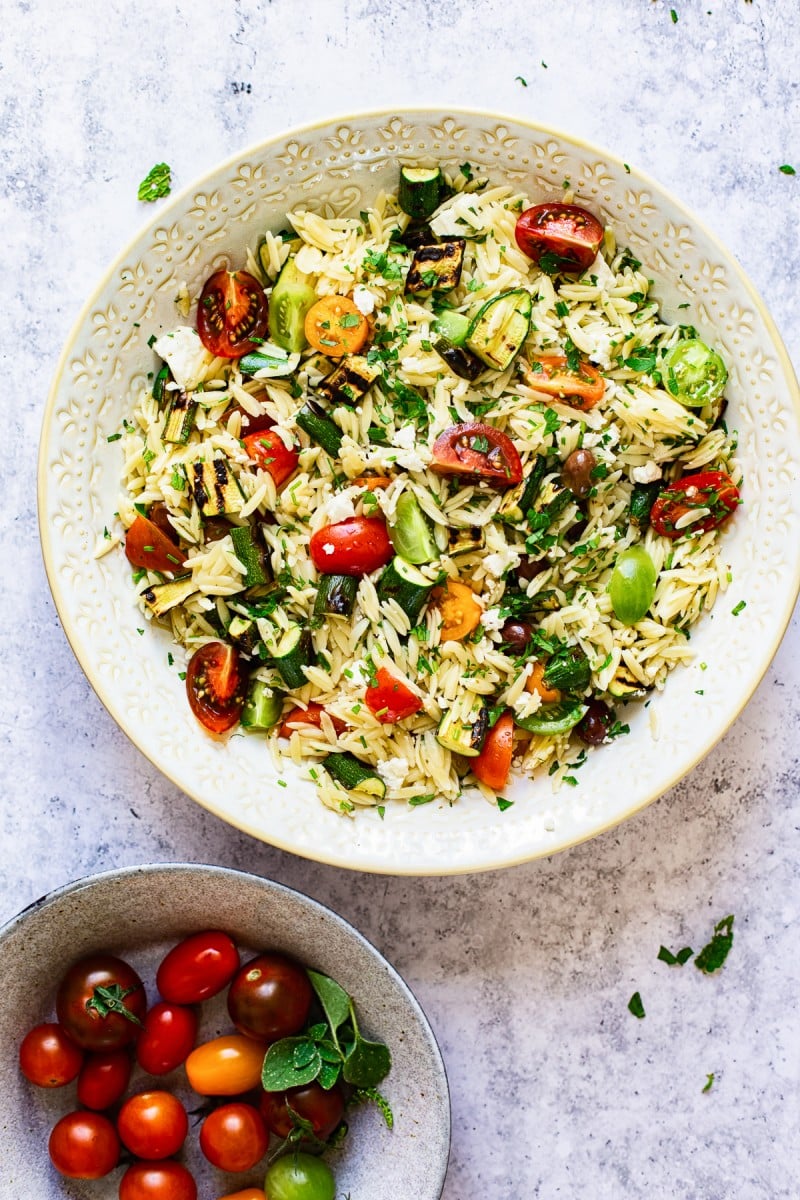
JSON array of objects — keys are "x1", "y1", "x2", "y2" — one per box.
[
  {"x1": 142, "y1": 575, "x2": 197, "y2": 618},
  {"x1": 187, "y1": 458, "x2": 244, "y2": 517},
  {"x1": 405, "y1": 240, "x2": 466, "y2": 296},
  {"x1": 316, "y1": 355, "x2": 381, "y2": 406},
  {"x1": 465, "y1": 288, "x2": 532, "y2": 371}
]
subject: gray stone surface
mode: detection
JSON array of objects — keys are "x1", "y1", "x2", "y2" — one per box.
[{"x1": 2, "y1": 1, "x2": 799, "y2": 1196}]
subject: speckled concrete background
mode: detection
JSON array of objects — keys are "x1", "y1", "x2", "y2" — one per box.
[{"x1": 3, "y1": 1, "x2": 799, "y2": 1196}]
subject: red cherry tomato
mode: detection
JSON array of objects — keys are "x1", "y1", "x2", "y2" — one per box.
[
  {"x1": 185, "y1": 642, "x2": 246, "y2": 734},
  {"x1": 119, "y1": 1161, "x2": 197, "y2": 1200},
  {"x1": 125, "y1": 514, "x2": 185, "y2": 574},
  {"x1": 19, "y1": 1023, "x2": 83, "y2": 1088},
  {"x1": 472, "y1": 710, "x2": 514, "y2": 792},
  {"x1": 243, "y1": 430, "x2": 300, "y2": 489},
  {"x1": 117, "y1": 1090, "x2": 188, "y2": 1159},
  {"x1": 365, "y1": 663, "x2": 423, "y2": 723},
  {"x1": 515, "y1": 202, "x2": 604, "y2": 273},
  {"x1": 278, "y1": 703, "x2": 346, "y2": 739},
  {"x1": 197, "y1": 268, "x2": 268, "y2": 359},
  {"x1": 431, "y1": 422, "x2": 522, "y2": 487},
  {"x1": 48, "y1": 1110, "x2": 120, "y2": 1179},
  {"x1": 309, "y1": 517, "x2": 393, "y2": 576},
  {"x1": 184, "y1": 1035, "x2": 269, "y2": 1095},
  {"x1": 77, "y1": 1047, "x2": 132, "y2": 1110},
  {"x1": 523, "y1": 354, "x2": 605, "y2": 411},
  {"x1": 227, "y1": 953, "x2": 312, "y2": 1041},
  {"x1": 650, "y1": 470, "x2": 740, "y2": 539},
  {"x1": 199, "y1": 1102, "x2": 269, "y2": 1171},
  {"x1": 56, "y1": 953, "x2": 146, "y2": 1052},
  {"x1": 259, "y1": 1081, "x2": 345, "y2": 1141},
  {"x1": 157, "y1": 930, "x2": 239, "y2": 1004},
  {"x1": 136, "y1": 1002, "x2": 198, "y2": 1075}
]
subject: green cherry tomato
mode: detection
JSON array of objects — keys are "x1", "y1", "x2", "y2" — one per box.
[
  {"x1": 264, "y1": 1152, "x2": 335, "y2": 1200},
  {"x1": 609, "y1": 546, "x2": 657, "y2": 625},
  {"x1": 663, "y1": 338, "x2": 727, "y2": 408}
]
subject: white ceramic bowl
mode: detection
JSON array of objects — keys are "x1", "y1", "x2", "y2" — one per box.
[
  {"x1": 0, "y1": 863, "x2": 450, "y2": 1197},
  {"x1": 39, "y1": 108, "x2": 800, "y2": 874}
]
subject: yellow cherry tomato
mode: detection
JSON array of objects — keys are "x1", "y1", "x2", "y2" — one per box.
[
  {"x1": 185, "y1": 1035, "x2": 268, "y2": 1096},
  {"x1": 217, "y1": 1190, "x2": 265, "y2": 1200}
]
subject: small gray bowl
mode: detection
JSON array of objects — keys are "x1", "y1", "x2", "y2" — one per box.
[{"x1": 0, "y1": 864, "x2": 450, "y2": 1197}]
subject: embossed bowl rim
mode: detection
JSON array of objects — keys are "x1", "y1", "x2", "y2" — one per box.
[{"x1": 39, "y1": 107, "x2": 800, "y2": 874}]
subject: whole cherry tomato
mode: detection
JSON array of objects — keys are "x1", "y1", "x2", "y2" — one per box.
[
  {"x1": 264, "y1": 1153, "x2": 335, "y2": 1200},
  {"x1": 309, "y1": 517, "x2": 393, "y2": 577},
  {"x1": 185, "y1": 1034, "x2": 269, "y2": 1095},
  {"x1": 48, "y1": 1110, "x2": 120, "y2": 1179},
  {"x1": 117, "y1": 1090, "x2": 188, "y2": 1159},
  {"x1": 136, "y1": 1001, "x2": 198, "y2": 1075},
  {"x1": 19, "y1": 1023, "x2": 83, "y2": 1087},
  {"x1": 430, "y1": 422, "x2": 522, "y2": 487},
  {"x1": 185, "y1": 643, "x2": 246, "y2": 735},
  {"x1": 515, "y1": 202, "x2": 604, "y2": 273},
  {"x1": 199, "y1": 1102, "x2": 269, "y2": 1171},
  {"x1": 227, "y1": 952, "x2": 312, "y2": 1041},
  {"x1": 259, "y1": 1081, "x2": 345, "y2": 1141},
  {"x1": 197, "y1": 268, "x2": 269, "y2": 359},
  {"x1": 217, "y1": 1191, "x2": 265, "y2": 1200},
  {"x1": 77, "y1": 1047, "x2": 132, "y2": 1110},
  {"x1": 243, "y1": 430, "x2": 300, "y2": 489},
  {"x1": 56, "y1": 953, "x2": 146, "y2": 1051},
  {"x1": 156, "y1": 930, "x2": 240, "y2": 1004},
  {"x1": 119, "y1": 1161, "x2": 197, "y2": 1200}
]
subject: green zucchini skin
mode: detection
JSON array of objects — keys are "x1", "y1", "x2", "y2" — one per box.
[
  {"x1": 515, "y1": 699, "x2": 588, "y2": 735},
  {"x1": 465, "y1": 288, "x2": 533, "y2": 370},
  {"x1": 268, "y1": 257, "x2": 317, "y2": 353},
  {"x1": 230, "y1": 525, "x2": 268, "y2": 588},
  {"x1": 314, "y1": 574, "x2": 358, "y2": 618},
  {"x1": 142, "y1": 575, "x2": 197, "y2": 618},
  {"x1": 629, "y1": 480, "x2": 661, "y2": 528},
  {"x1": 433, "y1": 308, "x2": 471, "y2": 347},
  {"x1": 238, "y1": 349, "x2": 293, "y2": 376},
  {"x1": 163, "y1": 391, "x2": 197, "y2": 444},
  {"x1": 377, "y1": 556, "x2": 434, "y2": 624},
  {"x1": 152, "y1": 363, "x2": 171, "y2": 403},
  {"x1": 498, "y1": 456, "x2": 548, "y2": 524},
  {"x1": 325, "y1": 752, "x2": 386, "y2": 798},
  {"x1": 398, "y1": 166, "x2": 444, "y2": 221},
  {"x1": 270, "y1": 623, "x2": 314, "y2": 689},
  {"x1": 295, "y1": 401, "x2": 343, "y2": 458},
  {"x1": 436, "y1": 703, "x2": 489, "y2": 757}
]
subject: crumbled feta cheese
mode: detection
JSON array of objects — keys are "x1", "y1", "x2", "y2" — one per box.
[
  {"x1": 391, "y1": 425, "x2": 417, "y2": 451},
  {"x1": 631, "y1": 462, "x2": 663, "y2": 484},
  {"x1": 483, "y1": 546, "x2": 521, "y2": 578},
  {"x1": 481, "y1": 607, "x2": 506, "y2": 632},
  {"x1": 353, "y1": 285, "x2": 377, "y2": 316},
  {"x1": 153, "y1": 326, "x2": 212, "y2": 391},
  {"x1": 376, "y1": 756, "x2": 409, "y2": 790},
  {"x1": 322, "y1": 543, "x2": 335, "y2": 556},
  {"x1": 347, "y1": 659, "x2": 371, "y2": 687},
  {"x1": 393, "y1": 448, "x2": 428, "y2": 472},
  {"x1": 324, "y1": 486, "x2": 359, "y2": 524},
  {"x1": 587, "y1": 251, "x2": 617, "y2": 291}
]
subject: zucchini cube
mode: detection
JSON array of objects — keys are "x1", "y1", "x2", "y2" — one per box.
[{"x1": 405, "y1": 239, "x2": 466, "y2": 296}]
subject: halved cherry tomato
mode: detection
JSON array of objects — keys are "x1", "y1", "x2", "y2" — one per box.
[
  {"x1": 435, "y1": 579, "x2": 482, "y2": 641},
  {"x1": 117, "y1": 1090, "x2": 188, "y2": 1159},
  {"x1": 185, "y1": 1035, "x2": 269, "y2": 1096},
  {"x1": 19, "y1": 1023, "x2": 83, "y2": 1088},
  {"x1": 136, "y1": 1002, "x2": 198, "y2": 1075},
  {"x1": 186, "y1": 642, "x2": 246, "y2": 734},
  {"x1": 309, "y1": 517, "x2": 393, "y2": 576},
  {"x1": 278, "y1": 703, "x2": 346, "y2": 739},
  {"x1": 365, "y1": 663, "x2": 423, "y2": 723},
  {"x1": 352, "y1": 474, "x2": 393, "y2": 490},
  {"x1": 156, "y1": 930, "x2": 239, "y2": 1004},
  {"x1": 526, "y1": 661, "x2": 562, "y2": 703},
  {"x1": 472, "y1": 711, "x2": 514, "y2": 792},
  {"x1": 77, "y1": 1048, "x2": 132, "y2": 1110},
  {"x1": 119, "y1": 1161, "x2": 197, "y2": 1200},
  {"x1": 199, "y1": 1102, "x2": 269, "y2": 1172},
  {"x1": 522, "y1": 355, "x2": 605, "y2": 410},
  {"x1": 56, "y1": 954, "x2": 146, "y2": 1052},
  {"x1": 259, "y1": 1081, "x2": 345, "y2": 1141},
  {"x1": 650, "y1": 470, "x2": 740, "y2": 539},
  {"x1": 48, "y1": 1110, "x2": 120, "y2": 1179},
  {"x1": 243, "y1": 430, "x2": 300, "y2": 488},
  {"x1": 431, "y1": 422, "x2": 522, "y2": 487},
  {"x1": 304, "y1": 295, "x2": 369, "y2": 357},
  {"x1": 515, "y1": 202, "x2": 604, "y2": 273},
  {"x1": 125, "y1": 514, "x2": 185, "y2": 574},
  {"x1": 227, "y1": 953, "x2": 312, "y2": 1041},
  {"x1": 197, "y1": 269, "x2": 268, "y2": 359}
]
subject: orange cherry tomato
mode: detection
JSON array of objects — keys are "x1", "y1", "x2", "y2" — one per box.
[
  {"x1": 243, "y1": 430, "x2": 299, "y2": 489},
  {"x1": 352, "y1": 474, "x2": 393, "y2": 490},
  {"x1": 435, "y1": 579, "x2": 482, "y2": 641},
  {"x1": 526, "y1": 661, "x2": 562, "y2": 703},
  {"x1": 472, "y1": 711, "x2": 515, "y2": 792},
  {"x1": 217, "y1": 1190, "x2": 265, "y2": 1200},
  {"x1": 278, "y1": 703, "x2": 346, "y2": 739},
  {"x1": 522, "y1": 355, "x2": 605, "y2": 410},
  {"x1": 185, "y1": 1035, "x2": 269, "y2": 1096},
  {"x1": 304, "y1": 295, "x2": 369, "y2": 357},
  {"x1": 365, "y1": 664, "x2": 423, "y2": 723},
  {"x1": 125, "y1": 514, "x2": 185, "y2": 573}
]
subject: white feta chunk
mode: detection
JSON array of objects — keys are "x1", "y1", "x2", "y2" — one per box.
[
  {"x1": 483, "y1": 546, "x2": 521, "y2": 578},
  {"x1": 631, "y1": 462, "x2": 663, "y2": 484},
  {"x1": 323, "y1": 486, "x2": 360, "y2": 524},
  {"x1": 153, "y1": 326, "x2": 212, "y2": 391},
  {"x1": 353, "y1": 285, "x2": 377, "y2": 316},
  {"x1": 481, "y1": 607, "x2": 506, "y2": 632},
  {"x1": 376, "y1": 756, "x2": 410, "y2": 790}
]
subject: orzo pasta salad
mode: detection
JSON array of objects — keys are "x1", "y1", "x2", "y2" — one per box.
[{"x1": 111, "y1": 164, "x2": 740, "y2": 813}]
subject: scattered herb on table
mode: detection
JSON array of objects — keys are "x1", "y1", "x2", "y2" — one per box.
[
  {"x1": 515, "y1": 75, "x2": 528, "y2": 87},
  {"x1": 628, "y1": 991, "x2": 645, "y2": 1019},
  {"x1": 779, "y1": 164, "x2": 796, "y2": 175},
  {"x1": 695, "y1": 914, "x2": 734, "y2": 974},
  {"x1": 657, "y1": 944, "x2": 694, "y2": 966},
  {"x1": 702, "y1": 1072, "x2": 715, "y2": 1093},
  {"x1": 137, "y1": 162, "x2": 172, "y2": 203}
]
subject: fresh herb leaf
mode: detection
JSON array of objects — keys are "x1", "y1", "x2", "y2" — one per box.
[
  {"x1": 137, "y1": 162, "x2": 172, "y2": 203},
  {"x1": 307, "y1": 968, "x2": 352, "y2": 1039},
  {"x1": 658, "y1": 944, "x2": 694, "y2": 966},
  {"x1": 515, "y1": 75, "x2": 528, "y2": 87},
  {"x1": 408, "y1": 793, "x2": 435, "y2": 807},
  {"x1": 628, "y1": 991, "x2": 645, "y2": 1019},
  {"x1": 262, "y1": 1037, "x2": 321, "y2": 1090},
  {"x1": 342, "y1": 1016, "x2": 392, "y2": 1087},
  {"x1": 694, "y1": 914, "x2": 734, "y2": 974},
  {"x1": 779, "y1": 164, "x2": 796, "y2": 175},
  {"x1": 731, "y1": 600, "x2": 746, "y2": 616},
  {"x1": 497, "y1": 796, "x2": 514, "y2": 811},
  {"x1": 670, "y1": 8, "x2": 678, "y2": 22},
  {"x1": 702, "y1": 1072, "x2": 715, "y2": 1093},
  {"x1": 459, "y1": 162, "x2": 473, "y2": 181}
]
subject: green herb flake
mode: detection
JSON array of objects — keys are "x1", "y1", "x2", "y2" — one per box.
[
  {"x1": 339, "y1": 312, "x2": 361, "y2": 328},
  {"x1": 377, "y1": 805, "x2": 386, "y2": 820},
  {"x1": 779, "y1": 164, "x2": 796, "y2": 175},
  {"x1": 731, "y1": 600, "x2": 746, "y2": 616},
  {"x1": 658, "y1": 944, "x2": 694, "y2": 966},
  {"x1": 702, "y1": 1072, "x2": 715, "y2": 1093},
  {"x1": 496, "y1": 796, "x2": 514, "y2": 812},
  {"x1": 178, "y1": 671, "x2": 186, "y2": 681},
  {"x1": 459, "y1": 162, "x2": 473, "y2": 181},
  {"x1": 624, "y1": 163, "x2": 631, "y2": 174},
  {"x1": 107, "y1": 432, "x2": 122, "y2": 443},
  {"x1": 137, "y1": 162, "x2": 172, "y2": 203},
  {"x1": 408, "y1": 793, "x2": 435, "y2": 807},
  {"x1": 515, "y1": 75, "x2": 528, "y2": 87},
  {"x1": 628, "y1": 991, "x2": 645, "y2": 1019},
  {"x1": 670, "y1": 7, "x2": 678, "y2": 22},
  {"x1": 695, "y1": 914, "x2": 734, "y2": 974}
]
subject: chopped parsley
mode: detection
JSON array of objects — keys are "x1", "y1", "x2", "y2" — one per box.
[
  {"x1": 137, "y1": 162, "x2": 172, "y2": 203},
  {"x1": 628, "y1": 991, "x2": 645, "y2": 1019},
  {"x1": 515, "y1": 75, "x2": 528, "y2": 87},
  {"x1": 107, "y1": 432, "x2": 122, "y2": 443},
  {"x1": 694, "y1": 915, "x2": 734, "y2": 974},
  {"x1": 702, "y1": 1072, "x2": 715, "y2": 1093},
  {"x1": 731, "y1": 600, "x2": 746, "y2": 616},
  {"x1": 670, "y1": 7, "x2": 678, "y2": 21},
  {"x1": 779, "y1": 164, "x2": 796, "y2": 175},
  {"x1": 408, "y1": 794, "x2": 435, "y2": 807},
  {"x1": 496, "y1": 796, "x2": 514, "y2": 811},
  {"x1": 657, "y1": 944, "x2": 693, "y2": 966}
]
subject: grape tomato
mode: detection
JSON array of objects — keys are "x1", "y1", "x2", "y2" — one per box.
[{"x1": 156, "y1": 930, "x2": 240, "y2": 1003}]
